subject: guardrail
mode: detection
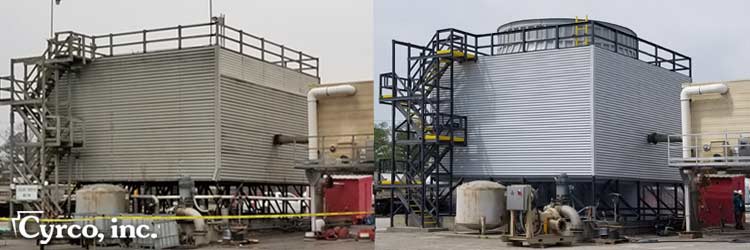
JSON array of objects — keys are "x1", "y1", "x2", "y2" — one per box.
[
  {"x1": 297, "y1": 133, "x2": 375, "y2": 168},
  {"x1": 418, "y1": 21, "x2": 691, "y2": 77},
  {"x1": 52, "y1": 21, "x2": 319, "y2": 78},
  {"x1": 667, "y1": 131, "x2": 750, "y2": 167}
]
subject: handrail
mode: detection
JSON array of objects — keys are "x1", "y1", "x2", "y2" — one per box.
[
  {"x1": 52, "y1": 22, "x2": 319, "y2": 78},
  {"x1": 418, "y1": 21, "x2": 691, "y2": 77},
  {"x1": 295, "y1": 133, "x2": 375, "y2": 167},
  {"x1": 666, "y1": 131, "x2": 750, "y2": 167}
]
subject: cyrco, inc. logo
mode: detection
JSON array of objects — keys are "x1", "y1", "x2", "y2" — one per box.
[{"x1": 11, "y1": 211, "x2": 158, "y2": 244}]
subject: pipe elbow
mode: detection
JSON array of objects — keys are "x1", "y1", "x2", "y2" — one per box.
[
  {"x1": 306, "y1": 84, "x2": 356, "y2": 161},
  {"x1": 681, "y1": 83, "x2": 728, "y2": 100},
  {"x1": 557, "y1": 205, "x2": 583, "y2": 230},
  {"x1": 307, "y1": 84, "x2": 357, "y2": 101},
  {"x1": 176, "y1": 207, "x2": 206, "y2": 232}
]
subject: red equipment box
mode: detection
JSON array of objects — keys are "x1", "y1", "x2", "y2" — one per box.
[
  {"x1": 324, "y1": 175, "x2": 373, "y2": 222},
  {"x1": 697, "y1": 174, "x2": 744, "y2": 227}
]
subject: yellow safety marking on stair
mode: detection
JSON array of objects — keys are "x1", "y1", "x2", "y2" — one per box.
[
  {"x1": 382, "y1": 94, "x2": 393, "y2": 99},
  {"x1": 379, "y1": 180, "x2": 423, "y2": 185},
  {"x1": 436, "y1": 50, "x2": 476, "y2": 60},
  {"x1": 424, "y1": 134, "x2": 465, "y2": 143},
  {"x1": 0, "y1": 211, "x2": 373, "y2": 223}
]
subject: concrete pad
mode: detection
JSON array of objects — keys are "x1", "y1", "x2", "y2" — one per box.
[
  {"x1": 434, "y1": 231, "x2": 505, "y2": 239},
  {"x1": 386, "y1": 227, "x2": 449, "y2": 233}
]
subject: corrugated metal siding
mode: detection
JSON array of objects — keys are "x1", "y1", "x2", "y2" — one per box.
[
  {"x1": 451, "y1": 46, "x2": 594, "y2": 177},
  {"x1": 218, "y1": 77, "x2": 308, "y2": 184},
  {"x1": 593, "y1": 47, "x2": 690, "y2": 181},
  {"x1": 58, "y1": 47, "x2": 218, "y2": 181},
  {"x1": 217, "y1": 48, "x2": 317, "y2": 184},
  {"x1": 218, "y1": 49, "x2": 314, "y2": 96}
]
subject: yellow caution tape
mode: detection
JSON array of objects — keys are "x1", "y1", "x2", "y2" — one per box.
[{"x1": 0, "y1": 211, "x2": 373, "y2": 223}]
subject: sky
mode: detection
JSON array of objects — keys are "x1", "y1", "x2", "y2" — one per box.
[
  {"x1": 373, "y1": 0, "x2": 750, "y2": 123},
  {"x1": 2, "y1": 0, "x2": 750, "y2": 131},
  {"x1": 0, "y1": 0, "x2": 373, "y2": 133}
]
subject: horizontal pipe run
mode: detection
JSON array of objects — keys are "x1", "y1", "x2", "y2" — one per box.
[
  {"x1": 132, "y1": 194, "x2": 310, "y2": 201},
  {"x1": 273, "y1": 134, "x2": 308, "y2": 145},
  {"x1": 647, "y1": 133, "x2": 682, "y2": 144}
]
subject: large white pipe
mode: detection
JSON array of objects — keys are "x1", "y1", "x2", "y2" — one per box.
[
  {"x1": 307, "y1": 84, "x2": 357, "y2": 160},
  {"x1": 680, "y1": 83, "x2": 728, "y2": 158},
  {"x1": 679, "y1": 83, "x2": 727, "y2": 232},
  {"x1": 175, "y1": 207, "x2": 208, "y2": 245},
  {"x1": 175, "y1": 207, "x2": 206, "y2": 232},
  {"x1": 305, "y1": 84, "x2": 356, "y2": 235},
  {"x1": 683, "y1": 169, "x2": 693, "y2": 232},
  {"x1": 557, "y1": 205, "x2": 582, "y2": 236}
]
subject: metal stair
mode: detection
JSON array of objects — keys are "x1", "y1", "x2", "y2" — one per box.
[
  {"x1": 0, "y1": 32, "x2": 91, "y2": 217},
  {"x1": 378, "y1": 29, "x2": 476, "y2": 227}
]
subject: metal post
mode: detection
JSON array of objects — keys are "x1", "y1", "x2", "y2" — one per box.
[
  {"x1": 474, "y1": 33, "x2": 478, "y2": 56},
  {"x1": 389, "y1": 40, "x2": 396, "y2": 228},
  {"x1": 299, "y1": 53, "x2": 303, "y2": 72},
  {"x1": 261, "y1": 38, "x2": 265, "y2": 61},
  {"x1": 281, "y1": 46, "x2": 285, "y2": 67},
  {"x1": 491, "y1": 34, "x2": 495, "y2": 55},
  {"x1": 239, "y1": 30, "x2": 243, "y2": 54},
  {"x1": 142, "y1": 30, "x2": 147, "y2": 53},
  {"x1": 109, "y1": 33, "x2": 113, "y2": 56},
  {"x1": 178, "y1": 26, "x2": 182, "y2": 50},
  {"x1": 419, "y1": 52, "x2": 427, "y2": 229},
  {"x1": 674, "y1": 183, "x2": 679, "y2": 217},
  {"x1": 509, "y1": 211, "x2": 516, "y2": 236},
  {"x1": 215, "y1": 22, "x2": 220, "y2": 46},
  {"x1": 656, "y1": 183, "x2": 661, "y2": 219},
  {"x1": 449, "y1": 40, "x2": 456, "y2": 216},
  {"x1": 637, "y1": 181, "x2": 642, "y2": 220},
  {"x1": 555, "y1": 25, "x2": 560, "y2": 49},
  {"x1": 9, "y1": 63, "x2": 15, "y2": 219},
  {"x1": 614, "y1": 180, "x2": 622, "y2": 222},
  {"x1": 90, "y1": 36, "x2": 97, "y2": 60}
]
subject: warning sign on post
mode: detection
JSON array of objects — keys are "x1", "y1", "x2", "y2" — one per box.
[{"x1": 16, "y1": 185, "x2": 39, "y2": 201}]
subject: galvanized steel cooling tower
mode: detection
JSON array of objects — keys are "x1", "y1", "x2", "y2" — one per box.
[
  {"x1": 451, "y1": 18, "x2": 690, "y2": 181},
  {"x1": 378, "y1": 18, "x2": 692, "y2": 228},
  {"x1": 1, "y1": 20, "x2": 319, "y2": 216}
]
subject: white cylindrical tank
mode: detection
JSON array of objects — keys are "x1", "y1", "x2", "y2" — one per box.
[
  {"x1": 75, "y1": 184, "x2": 128, "y2": 215},
  {"x1": 455, "y1": 181, "x2": 507, "y2": 230}
]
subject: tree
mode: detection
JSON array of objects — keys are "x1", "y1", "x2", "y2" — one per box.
[
  {"x1": 373, "y1": 122, "x2": 405, "y2": 162},
  {"x1": 0, "y1": 126, "x2": 27, "y2": 178},
  {"x1": 374, "y1": 122, "x2": 390, "y2": 161}
]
